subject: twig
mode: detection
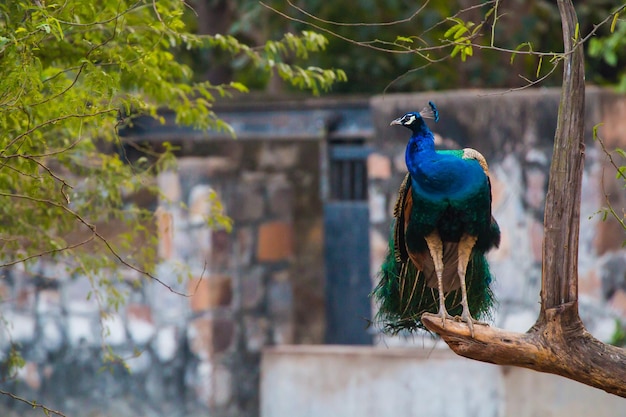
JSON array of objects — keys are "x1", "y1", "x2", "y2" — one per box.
[
  {"x1": 0, "y1": 191, "x2": 192, "y2": 297},
  {"x1": 0, "y1": 389, "x2": 66, "y2": 417}
]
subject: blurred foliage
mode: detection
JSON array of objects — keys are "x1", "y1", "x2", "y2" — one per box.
[
  {"x1": 189, "y1": 0, "x2": 626, "y2": 93},
  {"x1": 0, "y1": 0, "x2": 345, "y2": 376},
  {"x1": 610, "y1": 319, "x2": 626, "y2": 347}
]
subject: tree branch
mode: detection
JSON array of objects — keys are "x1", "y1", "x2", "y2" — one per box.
[{"x1": 422, "y1": 303, "x2": 626, "y2": 397}]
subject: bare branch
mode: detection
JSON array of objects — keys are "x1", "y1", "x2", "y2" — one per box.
[
  {"x1": 422, "y1": 304, "x2": 626, "y2": 397},
  {"x1": 595, "y1": 132, "x2": 626, "y2": 231},
  {"x1": 0, "y1": 389, "x2": 66, "y2": 417},
  {"x1": 0, "y1": 109, "x2": 118, "y2": 158},
  {"x1": 285, "y1": 0, "x2": 434, "y2": 27},
  {"x1": 0, "y1": 235, "x2": 95, "y2": 268},
  {"x1": 0, "y1": 191, "x2": 193, "y2": 297}
]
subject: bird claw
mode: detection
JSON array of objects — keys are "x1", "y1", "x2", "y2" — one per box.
[
  {"x1": 438, "y1": 310, "x2": 455, "y2": 329},
  {"x1": 455, "y1": 313, "x2": 488, "y2": 338}
]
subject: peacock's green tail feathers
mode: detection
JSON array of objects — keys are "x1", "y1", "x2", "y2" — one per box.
[{"x1": 372, "y1": 236, "x2": 495, "y2": 334}]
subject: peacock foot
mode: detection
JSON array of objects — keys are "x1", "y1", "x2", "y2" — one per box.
[
  {"x1": 438, "y1": 309, "x2": 456, "y2": 329},
  {"x1": 455, "y1": 312, "x2": 488, "y2": 338}
]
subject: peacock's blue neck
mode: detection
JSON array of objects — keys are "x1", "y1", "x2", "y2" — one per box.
[{"x1": 405, "y1": 125, "x2": 436, "y2": 175}]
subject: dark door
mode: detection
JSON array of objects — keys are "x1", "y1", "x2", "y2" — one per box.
[{"x1": 324, "y1": 142, "x2": 372, "y2": 344}]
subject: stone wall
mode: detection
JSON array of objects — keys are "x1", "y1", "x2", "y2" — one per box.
[
  {"x1": 0, "y1": 138, "x2": 325, "y2": 417},
  {"x1": 1, "y1": 89, "x2": 625, "y2": 417}
]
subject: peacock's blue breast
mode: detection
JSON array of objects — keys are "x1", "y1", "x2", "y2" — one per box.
[{"x1": 411, "y1": 153, "x2": 486, "y2": 201}]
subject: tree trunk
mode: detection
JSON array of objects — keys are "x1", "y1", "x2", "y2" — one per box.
[{"x1": 422, "y1": 0, "x2": 626, "y2": 397}]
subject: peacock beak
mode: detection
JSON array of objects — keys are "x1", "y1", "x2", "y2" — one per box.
[{"x1": 390, "y1": 117, "x2": 403, "y2": 126}]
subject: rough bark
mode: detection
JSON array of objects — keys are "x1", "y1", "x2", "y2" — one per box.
[
  {"x1": 423, "y1": 0, "x2": 626, "y2": 397},
  {"x1": 422, "y1": 304, "x2": 626, "y2": 397}
]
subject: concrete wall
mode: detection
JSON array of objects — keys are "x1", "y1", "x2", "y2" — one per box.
[{"x1": 261, "y1": 345, "x2": 625, "y2": 417}]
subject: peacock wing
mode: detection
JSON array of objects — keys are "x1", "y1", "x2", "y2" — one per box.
[
  {"x1": 463, "y1": 148, "x2": 501, "y2": 249},
  {"x1": 393, "y1": 173, "x2": 412, "y2": 264}
]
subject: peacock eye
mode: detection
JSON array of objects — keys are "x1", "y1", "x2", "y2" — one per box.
[{"x1": 404, "y1": 114, "x2": 416, "y2": 125}]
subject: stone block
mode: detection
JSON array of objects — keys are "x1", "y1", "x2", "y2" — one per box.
[
  {"x1": 272, "y1": 321, "x2": 295, "y2": 345},
  {"x1": 267, "y1": 280, "x2": 293, "y2": 319},
  {"x1": 188, "y1": 275, "x2": 232, "y2": 312},
  {"x1": 368, "y1": 184, "x2": 387, "y2": 224},
  {"x1": 489, "y1": 170, "x2": 507, "y2": 211},
  {"x1": 16, "y1": 362, "x2": 41, "y2": 391},
  {"x1": 528, "y1": 218, "x2": 543, "y2": 263},
  {"x1": 157, "y1": 170, "x2": 182, "y2": 203},
  {"x1": 609, "y1": 289, "x2": 626, "y2": 317},
  {"x1": 579, "y1": 268, "x2": 602, "y2": 301},
  {"x1": 192, "y1": 359, "x2": 234, "y2": 408},
  {"x1": 127, "y1": 303, "x2": 156, "y2": 345},
  {"x1": 257, "y1": 221, "x2": 293, "y2": 262},
  {"x1": 213, "y1": 364, "x2": 233, "y2": 407},
  {"x1": 102, "y1": 313, "x2": 127, "y2": 346},
  {"x1": 15, "y1": 284, "x2": 36, "y2": 311},
  {"x1": 0, "y1": 279, "x2": 10, "y2": 303},
  {"x1": 188, "y1": 316, "x2": 235, "y2": 359},
  {"x1": 272, "y1": 270, "x2": 290, "y2": 282},
  {"x1": 67, "y1": 315, "x2": 98, "y2": 346},
  {"x1": 393, "y1": 148, "x2": 408, "y2": 173},
  {"x1": 188, "y1": 184, "x2": 216, "y2": 226},
  {"x1": 147, "y1": 264, "x2": 190, "y2": 324},
  {"x1": 523, "y1": 166, "x2": 547, "y2": 212},
  {"x1": 230, "y1": 174, "x2": 266, "y2": 222},
  {"x1": 2, "y1": 312, "x2": 36, "y2": 344},
  {"x1": 155, "y1": 207, "x2": 174, "y2": 260},
  {"x1": 241, "y1": 267, "x2": 265, "y2": 309},
  {"x1": 244, "y1": 316, "x2": 269, "y2": 352},
  {"x1": 259, "y1": 143, "x2": 299, "y2": 170},
  {"x1": 267, "y1": 174, "x2": 293, "y2": 218},
  {"x1": 367, "y1": 153, "x2": 392, "y2": 179},
  {"x1": 210, "y1": 229, "x2": 231, "y2": 270},
  {"x1": 153, "y1": 325, "x2": 179, "y2": 363},
  {"x1": 63, "y1": 275, "x2": 99, "y2": 314},
  {"x1": 125, "y1": 349, "x2": 153, "y2": 374},
  {"x1": 178, "y1": 156, "x2": 239, "y2": 177},
  {"x1": 41, "y1": 318, "x2": 63, "y2": 351},
  {"x1": 235, "y1": 227, "x2": 254, "y2": 267},
  {"x1": 36, "y1": 289, "x2": 62, "y2": 315}
]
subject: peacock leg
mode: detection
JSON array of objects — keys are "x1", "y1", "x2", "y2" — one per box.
[
  {"x1": 458, "y1": 233, "x2": 478, "y2": 337},
  {"x1": 424, "y1": 231, "x2": 453, "y2": 327}
]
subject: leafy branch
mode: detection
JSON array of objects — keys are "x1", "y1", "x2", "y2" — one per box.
[
  {"x1": 265, "y1": 0, "x2": 626, "y2": 92},
  {"x1": 593, "y1": 124, "x2": 626, "y2": 236}
]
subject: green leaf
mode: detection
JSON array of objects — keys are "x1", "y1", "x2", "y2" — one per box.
[
  {"x1": 611, "y1": 12, "x2": 620, "y2": 33},
  {"x1": 592, "y1": 123, "x2": 604, "y2": 141},
  {"x1": 395, "y1": 35, "x2": 413, "y2": 44}
]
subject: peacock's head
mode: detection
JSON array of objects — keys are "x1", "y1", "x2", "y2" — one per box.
[{"x1": 390, "y1": 101, "x2": 439, "y2": 129}]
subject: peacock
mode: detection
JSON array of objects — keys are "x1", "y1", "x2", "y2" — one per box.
[{"x1": 373, "y1": 102, "x2": 500, "y2": 336}]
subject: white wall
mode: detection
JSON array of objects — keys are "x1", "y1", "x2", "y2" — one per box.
[{"x1": 261, "y1": 345, "x2": 624, "y2": 417}]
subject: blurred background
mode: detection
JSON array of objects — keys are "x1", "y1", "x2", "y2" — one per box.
[{"x1": 1, "y1": 1, "x2": 625, "y2": 416}]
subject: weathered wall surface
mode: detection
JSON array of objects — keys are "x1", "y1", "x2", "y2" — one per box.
[
  {"x1": 0, "y1": 138, "x2": 325, "y2": 417},
  {"x1": 261, "y1": 346, "x2": 626, "y2": 417}
]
